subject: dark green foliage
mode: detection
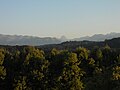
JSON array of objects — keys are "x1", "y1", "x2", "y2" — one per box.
[
  {"x1": 0, "y1": 45, "x2": 120, "y2": 90},
  {"x1": 0, "y1": 49, "x2": 6, "y2": 89}
]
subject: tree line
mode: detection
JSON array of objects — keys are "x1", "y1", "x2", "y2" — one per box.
[{"x1": 0, "y1": 45, "x2": 120, "y2": 90}]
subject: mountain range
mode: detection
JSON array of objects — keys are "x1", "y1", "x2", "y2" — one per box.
[
  {"x1": 0, "y1": 32, "x2": 119, "y2": 45},
  {"x1": 0, "y1": 34, "x2": 61, "y2": 45},
  {"x1": 73, "y1": 32, "x2": 120, "y2": 41}
]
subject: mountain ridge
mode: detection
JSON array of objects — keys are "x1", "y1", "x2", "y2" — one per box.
[
  {"x1": 0, "y1": 32, "x2": 120, "y2": 45},
  {"x1": 0, "y1": 34, "x2": 61, "y2": 45},
  {"x1": 73, "y1": 32, "x2": 120, "y2": 41}
]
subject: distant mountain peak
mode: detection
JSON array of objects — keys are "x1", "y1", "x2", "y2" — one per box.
[{"x1": 60, "y1": 35, "x2": 68, "y2": 41}]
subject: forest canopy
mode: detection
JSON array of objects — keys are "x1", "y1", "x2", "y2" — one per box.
[{"x1": 0, "y1": 45, "x2": 120, "y2": 90}]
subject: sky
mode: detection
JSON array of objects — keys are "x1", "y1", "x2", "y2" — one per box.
[{"x1": 0, "y1": 0, "x2": 120, "y2": 39}]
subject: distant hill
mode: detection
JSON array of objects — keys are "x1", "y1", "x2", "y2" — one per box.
[
  {"x1": 0, "y1": 32, "x2": 120, "y2": 45},
  {"x1": 73, "y1": 32, "x2": 120, "y2": 41},
  {"x1": 0, "y1": 37, "x2": 120, "y2": 52},
  {"x1": 0, "y1": 34, "x2": 61, "y2": 45},
  {"x1": 105, "y1": 37, "x2": 120, "y2": 48},
  {"x1": 39, "y1": 37, "x2": 120, "y2": 51}
]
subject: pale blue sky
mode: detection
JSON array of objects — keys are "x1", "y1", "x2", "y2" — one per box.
[{"x1": 0, "y1": 0, "x2": 120, "y2": 38}]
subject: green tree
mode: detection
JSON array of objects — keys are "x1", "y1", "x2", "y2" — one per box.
[
  {"x1": 56, "y1": 51, "x2": 84, "y2": 90},
  {"x1": 0, "y1": 49, "x2": 6, "y2": 80},
  {"x1": 0, "y1": 49, "x2": 6, "y2": 89},
  {"x1": 23, "y1": 46, "x2": 49, "y2": 90},
  {"x1": 91, "y1": 47, "x2": 103, "y2": 67},
  {"x1": 111, "y1": 66, "x2": 120, "y2": 90}
]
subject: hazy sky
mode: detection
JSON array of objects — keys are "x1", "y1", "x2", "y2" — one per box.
[{"x1": 0, "y1": 0, "x2": 120, "y2": 38}]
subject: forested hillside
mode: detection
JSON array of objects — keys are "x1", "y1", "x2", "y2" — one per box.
[
  {"x1": 39, "y1": 37, "x2": 120, "y2": 51},
  {"x1": 0, "y1": 44, "x2": 120, "y2": 90}
]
